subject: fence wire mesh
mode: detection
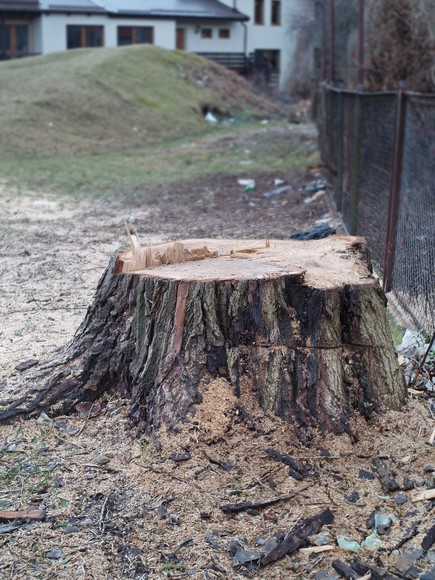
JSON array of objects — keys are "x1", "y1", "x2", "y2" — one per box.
[
  {"x1": 318, "y1": 86, "x2": 434, "y2": 333},
  {"x1": 357, "y1": 94, "x2": 397, "y2": 266},
  {"x1": 392, "y1": 96, "x2": 435, "y2": 331}
]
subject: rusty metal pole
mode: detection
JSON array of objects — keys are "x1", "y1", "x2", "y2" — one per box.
[
  {"x1": 357, "y1": 0, "x2": 365, "y2": 86},
  {"x1": 321, "y1": 0, "x2": 327, "y2": 82},
  {"x1": 383, "y1": 89, "x2": 406, "y2": 292},
  {"x1": 329, "y1": 0, "x2": 335, "y2": 83}
]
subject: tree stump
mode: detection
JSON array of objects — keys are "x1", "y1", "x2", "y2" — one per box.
[{"x1": 1, "y1": 236, "x2": 406, "y2": 436}]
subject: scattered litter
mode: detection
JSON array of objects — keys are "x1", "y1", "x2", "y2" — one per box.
[
  {"x1": 303, "y1": 180, "x2": 328, "y2": 193},
  {"x1": 204, "y1": 112, "x2": 218, "y2": 124},
  {"x1": 237, "y1": 178, "x2": 256, "y2": 191},
  {"x1": 337, "y1": 536, "x2": 360, "y2": 553},
  {"x1": 260, "y1": 119, "x2": 269, "y2": 125},
  {"x1": 0, "y1": 522, "x2": 23, "y2": 534},
  {"x1": 263, "y1": 185, "x2": 292, "y2": 198},
  {"x1": 274, "y1": 178, "x2": 285, "y2": 186},
  {"x1": 290, "y1": 225, "x2": 336, "y2": 240},
  {"x1": 361, "y1": 532, "x2": 382, "y2": 551},
  {"x1": 304, "y1": 190, "x2": 326, "y2": 204}
]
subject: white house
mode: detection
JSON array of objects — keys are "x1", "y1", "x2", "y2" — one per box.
[{"x1": 0, "y1": 0, "x2": 314, "y2": 91}]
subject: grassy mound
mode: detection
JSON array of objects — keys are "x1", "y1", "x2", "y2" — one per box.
[{"x1": 0, "y1": 45, "x2": 279, "y2": 156}]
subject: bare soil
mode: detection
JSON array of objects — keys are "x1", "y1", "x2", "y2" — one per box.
[{"x1": 0, "y1": 137, "x2": 434, "y2": 579}]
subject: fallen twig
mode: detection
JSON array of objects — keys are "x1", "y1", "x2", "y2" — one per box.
[
  {"x1": 409, "y1": 331, "x2": 435, "y2": 389},
  {"x1": 0, "y1": 509, "x2": 45, "y2": 521},
  {"x1": 421, "y1": 523, "x2": 435, "y2": 550},
  {"x1": 411, "y1": 488, "x2": 435, "y2": 503},
  {"x1": 261, "y1": 508, "x2": 334, "y2": 566}
]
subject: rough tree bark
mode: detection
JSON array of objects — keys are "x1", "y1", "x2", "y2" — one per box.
[{"x1": 0, "y1": 237, "x2": 406, "y2": 436}]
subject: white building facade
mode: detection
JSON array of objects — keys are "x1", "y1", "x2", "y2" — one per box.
[{"x1": 0, "y1": 0, "x2": 315, "y2": 91}]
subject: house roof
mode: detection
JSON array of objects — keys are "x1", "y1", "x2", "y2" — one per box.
[
  {"x1": 38, "y1": 0, "x2": 249, "y2": 21},
  {"x1": 0, "y1": 0, "x2": 39, "y2": 11}
]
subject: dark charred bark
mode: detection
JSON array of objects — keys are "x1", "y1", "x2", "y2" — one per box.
[{"x1": 0, "y1": 238, "x2": 407, "y2": 435}]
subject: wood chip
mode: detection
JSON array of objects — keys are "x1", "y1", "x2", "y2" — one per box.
[
  {"x1": 0, "y1": 509, "x2": 46, "y2": 521},
  {"x1": 410, "y1": 488, "x2": 435, "y2": 503},
  {"x1": 261, "y1": 508, "x2": 334, "y2": 566}
]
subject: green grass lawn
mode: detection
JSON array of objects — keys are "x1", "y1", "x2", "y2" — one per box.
[{"x1": 0, "y1": 45, "x2": 315, "y2": 198}]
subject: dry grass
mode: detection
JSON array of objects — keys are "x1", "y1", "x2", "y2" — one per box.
[{"x1": 366, "y1": 0, "x2": 435, "y2": 92}]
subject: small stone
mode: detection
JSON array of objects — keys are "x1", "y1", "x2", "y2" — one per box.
[
  {"x1": 93, "y1": 454, "x2": 110, "y2": 465},
  {"x1": 395, "y1": 492, "x2": 409, "y2": 505},
  {"x1": 402, "y1": 476, "x2": 414, "y2": 490},
  {"x1": 424, "y1": 465, "x2": 435, "y2": 473},
  {"x1": 62, "y1": 525, "x2": 80, "y2": 534},
  {"x1": 428, "y1": 551, "x2": 435, "y2": 563},
  {"x1": 359, "y1": 469, "x2": 375, "y2": 480},
  {"x1": 46, "y1": 549, "x2": 62, "y2": 560},
  {"x1": 314, "y1": 571, "x2": 329, "y2": 580},
  {"x1": 228, "y1": 539, "x2": 243, "y2": 556},
  {"x1": 345, "y1": 491, "x2": 360, "y2": 503}
]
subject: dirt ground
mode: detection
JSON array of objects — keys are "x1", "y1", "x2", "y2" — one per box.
[{"x1": 0, "y1": 131, "x2": 434, "y2": 579}]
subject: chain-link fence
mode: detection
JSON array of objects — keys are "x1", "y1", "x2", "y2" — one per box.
[{"x1": 318, "y1": 86, "x2": 435, "y2": 334}]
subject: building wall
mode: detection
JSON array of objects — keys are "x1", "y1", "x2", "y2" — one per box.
[
  {"x1": 220, "y1": 0, "x2": 317, "y2": 94},
  {"x1": 39, "y1": 14, "x2": 175, "y2": 54},
  {"x1": 180, "y1": 20, "x2": 245, "y2": 53}
]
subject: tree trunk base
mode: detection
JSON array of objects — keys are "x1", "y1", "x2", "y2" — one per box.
[{"x1": 1, "y1": 237, "x2": 407, "y2": 437}]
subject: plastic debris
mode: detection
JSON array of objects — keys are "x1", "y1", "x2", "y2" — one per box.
[
  {"x1": 360, "y1": 532, "x2": 382, "y2": 551},
  {"x1": 337, "y1": 536, "x2": 360, "y2": 553},
  {"x1": 303, "y1": 180, "x2": 328, "y2": 193},
  {"x1": 204, "y1": 111, "x2": 218, "y2": 124},
  {"x1": 274, "y1": 178, "x2": 285, "y2": 186},
  {"x1": 237, "y1": 178, "x2": 256, "y2": 191},
  {"x1": 290, "y1": 225, "x2": 336, "y2": 240},
  {"x1": 263, "y1": 185, "x2": 292, "y2": 198}
]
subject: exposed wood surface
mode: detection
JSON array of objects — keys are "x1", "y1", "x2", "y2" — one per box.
[{"x1": 0, "y1": 509, "x2": 46, "y2": 521}]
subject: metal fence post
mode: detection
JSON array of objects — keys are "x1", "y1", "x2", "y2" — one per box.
[
  {"x1": 383, "y1": 89, "x2": 406, "y2": 292},
  {"x1": 357, "y1": 0, "x2": 365, "y2": 86},
  {"x1": 329, "y1": 0, "x2": 335, "y2": 83},
  {"x1": 336, "y1": 84, "x2": 344, "y2": 211},
  {"x1": 350, "y1": 87, "x2": 363, "y2": 235}
]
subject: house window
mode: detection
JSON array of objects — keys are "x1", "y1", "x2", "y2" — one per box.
[
  {"x1": 118, "y1": 26, "x2": 154, "y2": 46},
  {"x1": 201, "y1": 28, "x2": 212, "y2": 39},
  {"x1": 219, "y1": 28, "x2": 230, "y2": 39},
  {"x1": 0, "y1": 24, "x2": 29, "y2": 57},
  {"x1": 271, "y1": 1, "x2": 281, "y2": 25},
  {"x1": 67, "y1": 25, "x2": 104, "y2": 49},
  {"x1": 254, "y1": 0, "x2": 264, "y2": 25}
]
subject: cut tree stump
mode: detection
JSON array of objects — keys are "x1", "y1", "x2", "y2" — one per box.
[{"x1": 0, "y1": 236, "x2": 406, "y2": 435}]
